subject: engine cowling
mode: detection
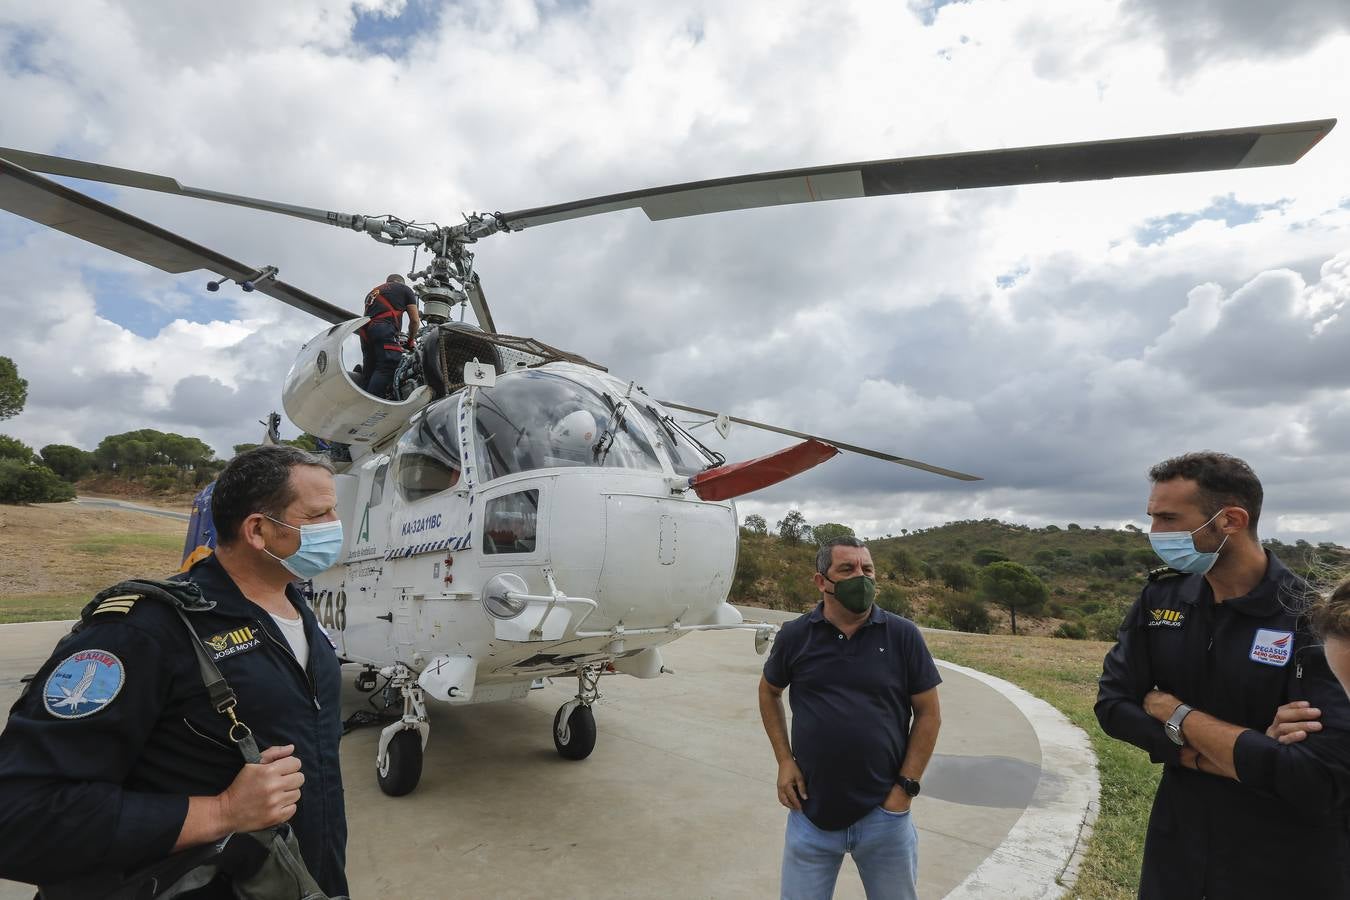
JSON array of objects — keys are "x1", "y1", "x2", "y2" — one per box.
[{"x1": 282, "y1": 318, "x2": 431, "y2": 450}]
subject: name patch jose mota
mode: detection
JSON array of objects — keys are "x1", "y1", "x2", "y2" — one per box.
[{"x1": 204, "y1": 626, "x2": 262, "y2": 662}]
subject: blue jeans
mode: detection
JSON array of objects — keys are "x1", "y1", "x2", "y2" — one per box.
[{"x1": 781, "y1": 806, "x2": 919, "y2": 900}]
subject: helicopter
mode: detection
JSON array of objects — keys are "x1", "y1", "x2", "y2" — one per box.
[{"x1": 0, "y1": 118, "x2": 1334, "y2": 795}]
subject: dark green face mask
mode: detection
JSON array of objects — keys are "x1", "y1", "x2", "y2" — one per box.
[{"x1": 826, "y1": 574, "x2": 876, "y2": 614}]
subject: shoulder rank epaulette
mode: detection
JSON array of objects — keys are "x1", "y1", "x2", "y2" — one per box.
[
  {"x1": 1148, "y1": 566, "x2": 1184, "y2": 582},
  {"x1": 91, "y1": 593, "x2": 140, "y2": 615}
]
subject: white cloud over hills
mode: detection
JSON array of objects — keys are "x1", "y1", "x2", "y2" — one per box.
[{"x1": 2, "y1": 0, "x2": 1349, "y2": 544}]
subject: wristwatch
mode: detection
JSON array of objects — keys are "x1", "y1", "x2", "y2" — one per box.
[
  {"x1": 898, "y1": 776, "x2": 921, "y2": 798},
  {"x1": 1164, "y1": 703, "x2": 1194, "y2": 746}
]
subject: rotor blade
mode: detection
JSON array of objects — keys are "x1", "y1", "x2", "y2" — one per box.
[
  {"x1": 0, "y1": 146, "x2": 362, "y2": 230},
  {"x1": 658, "y1": 400, "x2": 982, "y2": 482},
  {"x1": 468, "y1": 273, "x2": 496, "y2": 333},
  {"x1": 499, "y1": 119, "x2": 1335, "y2": 229},
  {"x1": 0, "y1": 156, "x2": 353, "y2": 324}
]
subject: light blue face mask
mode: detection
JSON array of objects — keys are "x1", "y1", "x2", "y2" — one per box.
[
  {"x1": 265, "y1": 516, "x2": 344, "y2": 579},
  {"x1": 1148, "y1": 509, "x2": 1229, "y2": 575}
]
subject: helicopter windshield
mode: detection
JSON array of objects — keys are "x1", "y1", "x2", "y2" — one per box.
[
  {"x1": 634, "y1": 404, "x2": 718, "y2": 476},
  {"x1": 473, "y1": 370, "x2": 662, "y2": 480},
  {"x1": 395, "y1": 397, "x2": 463, "y2": 502}
]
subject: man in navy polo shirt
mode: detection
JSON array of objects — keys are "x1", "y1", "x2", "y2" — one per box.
[{"x1": 759, "y1": 536, "x2": 943, "y2": 900}]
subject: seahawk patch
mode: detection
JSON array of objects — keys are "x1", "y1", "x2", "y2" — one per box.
[
  {"x1": 203, "y1": 625, "x2": 263, "y2": 662},
  {"x1": 1147, "y1": 608, "x2": 1186, "y2": 628},
  {"x1": 44, "y1": 650, "x2": 125, "y2": 719},
  {"x1": 1250, "y1": 629, "x2": 1294, "y2": 667}
]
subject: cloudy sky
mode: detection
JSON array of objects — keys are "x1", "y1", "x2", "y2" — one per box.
[{"x1": 2, "y1": 0, "x2": 1349, "y2": 543}]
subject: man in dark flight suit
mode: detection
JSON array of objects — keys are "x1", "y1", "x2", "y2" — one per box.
[
  {"x1": 358, "y1": 273, "x2": 421, "y2": 399},
  {"x1": 1096, "y1": 451, "x2": 1350, "y2": 898},
  {"x1": 0, "y1": 446, "x2": 349, "y2": 898}
]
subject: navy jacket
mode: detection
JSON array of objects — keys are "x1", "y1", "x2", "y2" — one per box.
[
  {"x1": 0, "y1": 555, "x2": 347, "y2": 896},
  {"x1": 1095, "y1": 553, "x2": 1350, "y2": 898}
]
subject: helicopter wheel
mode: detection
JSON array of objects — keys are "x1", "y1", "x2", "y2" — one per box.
[
  {"x1": 377, "y1": 729, "x2": 423, "y2": 796},
  {"x1": 553, "y1": 703, "x2": 597, "y2": 761}
]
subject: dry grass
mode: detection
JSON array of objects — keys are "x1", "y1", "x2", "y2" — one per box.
[
  {"x1": 0, "y1": 502, "x2": 188, "y2": 622},
  {"x1": 925, "y1": 631, "x2": 1159, "y2": 899}
]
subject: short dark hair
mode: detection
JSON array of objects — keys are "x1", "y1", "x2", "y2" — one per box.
[
  {"x1": 1149, "y1": 451, "x2": 1263, "y2": 533},
  {"x1": 386, "y1": 274, "x2": 405, "y2": 284},
  {"x1": 1310, "y1": 580, "x2": 1350, "y2": 642},
  {"x1": 212, "y1": 445, "x2": 334, "y2": 545},
  {"x1": 816, "y1": 536, "x2": 868, "y2": 576}
]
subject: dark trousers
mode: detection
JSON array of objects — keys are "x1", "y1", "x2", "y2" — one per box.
[{"x1": 359, "y1": 340, "x2": 402, "y2": 399}]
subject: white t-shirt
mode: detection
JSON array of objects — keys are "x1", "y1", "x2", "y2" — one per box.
[{"x1": 270, "y1": 611, "x2": 310, "y2": 671}]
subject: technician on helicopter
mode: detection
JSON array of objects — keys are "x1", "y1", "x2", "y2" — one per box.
[{"x1": 357, "y1": 274, "x2": 421, "y2": 399}]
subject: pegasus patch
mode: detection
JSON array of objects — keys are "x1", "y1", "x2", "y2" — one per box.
[
  {"x1": 1250, "y1": 629, "x2": 1294, "y2": 667},
  {"x1": 203, "y1": 626, "x2": 262, "y2": 662},
  {"x1": 43, "y1": 650, "x2": 125, "y2": 719},
  {"x1": 1146, "y1": 608, "x2": 1185, "y2": 628}
]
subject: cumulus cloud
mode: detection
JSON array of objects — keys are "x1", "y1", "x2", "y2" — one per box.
[
  {"x1": 1121, "y1": 0, "x2": 1350, "y2": 76},
  {"x1": 2, "y1": 0, "x2": 1350, "y2": 544}
]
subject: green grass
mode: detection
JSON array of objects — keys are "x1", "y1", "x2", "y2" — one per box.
[
  {"x1": 69, "y1": 533, "x2": 183, "y2": 555},
  {"x1": 0, "y1": 592, "x2": 87, "y2": 623},
  {"x1": 923, "y1": 631, "x2": 1159, "y2": 900}
]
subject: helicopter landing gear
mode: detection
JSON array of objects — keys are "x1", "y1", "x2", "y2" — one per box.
[
  {"x1": 376, "y1": 664, "x2": 429, "y2": 796},
  {"x1": 553, "y1": 664, "x2": 601, "y2": 761}
]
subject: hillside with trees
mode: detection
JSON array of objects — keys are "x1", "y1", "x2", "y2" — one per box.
[
  {"x1": 0, "y1": 355, "x2": 322, "y2": 505},
  {"x1": 733, "y1": 513, "x2": 1350, "y2": 640}
]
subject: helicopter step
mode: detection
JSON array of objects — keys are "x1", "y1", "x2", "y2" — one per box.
[{"x1": 553, "y1": 663, "x2": 603, "y2": 761}]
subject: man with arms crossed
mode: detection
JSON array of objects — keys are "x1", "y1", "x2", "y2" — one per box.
[
  {"x1": 1096, "y1": 452, "x2": 1350, "y2": 898},
  {"x1": 760, "y1": 536, "x2": 942, "y2": 900}
]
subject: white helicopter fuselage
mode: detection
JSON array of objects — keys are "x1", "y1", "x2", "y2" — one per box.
[{"x1": 293, "y1": 350, "x2": 747, "y2": 707}]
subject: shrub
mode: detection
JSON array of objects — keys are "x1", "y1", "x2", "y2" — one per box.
[
  {"x1": 1054, "y1": 621, "x2": 1088, "y2": 640},
  {"x1": 1087, "y1": 607, "x2": 1128, "y2": 641},
  {"x1": 916, "y1": 614, "x2": 954, "y2": 631},
  {"x1": 937, "y1": 561, "x2": 975, "y2": 591},
  {"x1": 937, "y1": 591, "x2": 992, "y2": 634},
  {"x1": 0, "y1": 434, "x2": 34, "y2": 463},
  {"x1": 876, "y1": 583, "x2": 913, "y2": 619},
  {"x1": 0, "y1": 459, "x2": 76, "y2": 504},
  {"x1": 972, "y1": 547, "x2": 1010, "y2": 567}
]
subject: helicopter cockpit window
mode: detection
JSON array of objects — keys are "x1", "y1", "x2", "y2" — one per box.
[
  {"x1": 369, "y1": 461, "x2": 389, "y2": 507},
  {"x1": 473, "y1": 370, "x2": 662, "y2": 481},
  {"x1": 483, "y1": 490, "x2": 539, "y2": 554},
  {"x1": 635, "y1": 405, "x2": 718, "y2": 476},
  {"x1": 395, "y1": 400, "x2": 463, "y2": 502}
]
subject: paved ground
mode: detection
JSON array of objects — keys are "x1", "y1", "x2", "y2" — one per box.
[
  {"x1": 73, "y1": 496, "x2": 191, "y2": 521},
  {"x1": 0, "y1": 611, "x2": 1095, "y2": 899}
]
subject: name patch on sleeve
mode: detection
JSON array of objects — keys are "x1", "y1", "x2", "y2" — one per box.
[{"x1": 1249, "y1": 629, "x2": 1294, "y2": 667}]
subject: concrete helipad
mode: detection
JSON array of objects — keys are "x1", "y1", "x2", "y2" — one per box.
[{"x1": 0, "y1": 611, "x2": 1096, "y2": 899}]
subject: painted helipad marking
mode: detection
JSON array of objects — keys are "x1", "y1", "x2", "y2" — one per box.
[{"x1": 937, "y1": 660, "x2": 1100, "y2": 900}]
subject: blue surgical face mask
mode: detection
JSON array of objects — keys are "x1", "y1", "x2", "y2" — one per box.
[
  {"x1": 1148, "y1": 509, "x2": 1229, "y2": 575},
  {"x1": 264, "y1": 516, "x2": 344, "y2": 579}
]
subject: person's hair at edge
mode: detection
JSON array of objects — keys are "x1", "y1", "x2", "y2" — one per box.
[
  {"x1": 386, "y1": 273, "x2": 405, "y2": 284},
  {"x1": 816, "y1": 536, "x2": 868, "y2": 576},
  {"x1": 1148, "y1": 451, "x2": 1263, "y2": 534},
  {"x1": 1309, "y1": 579, "x2": 1350, "y2": 642},
  {"x1": 211, "y1": 445, "x2": 335, "y2": 545}
]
